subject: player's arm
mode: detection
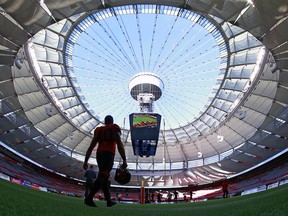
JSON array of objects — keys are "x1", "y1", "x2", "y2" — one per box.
[
  {"x1": 115, "y1": 132, "x2": 127, "y2": 168},
  {"x1": 83, "y1": 135, "x2": 98, "y2": 170}
]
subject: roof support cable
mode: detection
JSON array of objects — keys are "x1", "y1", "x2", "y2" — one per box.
[
  {"x1": 71, "y1": 29, "x2": 134, "y2": 77},
  {"x1": 147, "y1": 10, "x2": 159, "y2": 71},
  {"x1": 91, "y1": 13, "x2": 138, "y2": 73},
  {"x1": 135, "y1": 6, "x2": 145, "y2": 71},
  {"x1": 152, "y1": 9, "x2": 179, "y2": 72},
  {"x1": 111, "y1": 6, "x2": 140, "y2": 72},
  {"x1": 156, "y1": 19, "x2": 199, "y2": 76}
]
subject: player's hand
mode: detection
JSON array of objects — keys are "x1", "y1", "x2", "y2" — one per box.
[
  {"x1": 83, "y1": 162, "x2": 88, "y2": 170},
  {"x1": 120, "y1": 161, "x2": 127, "y2": 169}
]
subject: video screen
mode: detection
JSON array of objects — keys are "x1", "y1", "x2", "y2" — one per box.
[{"x1": 132, "y1": 114, "x2": 158, "y2": 128}]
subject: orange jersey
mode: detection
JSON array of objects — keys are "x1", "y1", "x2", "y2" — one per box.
[{"x1": 94, "y1": 124, "x2": 121, "y2": 155}]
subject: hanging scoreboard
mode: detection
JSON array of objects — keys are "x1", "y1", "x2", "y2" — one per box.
[{"x1": 129, "y1": 113, "x2": 161, "y2": 157}]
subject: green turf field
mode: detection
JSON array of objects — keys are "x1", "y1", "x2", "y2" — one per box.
[{"x1": 1, "y1": 178, "x2": 288, "y2": 216}]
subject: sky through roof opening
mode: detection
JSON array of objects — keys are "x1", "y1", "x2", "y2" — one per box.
[{"x1": 66, "y1": 5, "x2": 226, "y2": 130}]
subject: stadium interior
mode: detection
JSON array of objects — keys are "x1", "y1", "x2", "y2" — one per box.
[{"x1": 0, "y1": 0, "x2": 288, "y2": 202}]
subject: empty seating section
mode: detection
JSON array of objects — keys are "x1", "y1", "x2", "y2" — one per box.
[
  {"x1": 0, "y1": 153, "x2": 83, "y2": 197},
  {"x1": 1, "y1": 151, "x2": 288, "y2": 201}
]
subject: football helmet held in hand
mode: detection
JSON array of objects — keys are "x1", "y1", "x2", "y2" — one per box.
[{"x1": 114, "y1": 165, "x2": 131, "y2": 185}]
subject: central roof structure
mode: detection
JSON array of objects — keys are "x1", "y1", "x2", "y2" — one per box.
[
  {"x1": 129, "y1": 72, "x2": 164, "y2": 101},
  {"x1": 0, "y1": 0, "x2": 287, "y2": 187}
]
